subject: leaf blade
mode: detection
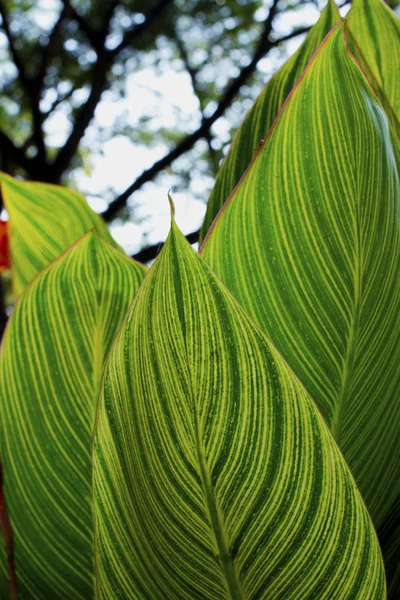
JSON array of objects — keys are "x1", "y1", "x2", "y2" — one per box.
[
  {"x1": 347, "y1": 0, "x2": 400, "y2": 133},
  {"x1": 93, "y1": 220, "x2": 385, "y2": 599},
  {"x1": 0, "y1": 174, "x2": 120, "y2": 297},
  {"x1": 0, "y1": 234, "x2": 146, "y2": 598},
  {"x1": 377, "y1": 496, "x2": 400, "y2": 599},
  {"x1": 199, "y1": 0, "x2": 341, "y2": 243},
  {"x1": 201, "y1": 22, "x2": 400, "y2": 588}
]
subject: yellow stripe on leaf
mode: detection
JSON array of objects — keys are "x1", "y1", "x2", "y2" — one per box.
[{"x1": 0, "y1": 173, "x2": 121, "y2": 298}]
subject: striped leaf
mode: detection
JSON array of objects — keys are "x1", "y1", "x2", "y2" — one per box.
[
  {"x1": 347, "y1": 0, "x2": 400, "y2": 133},
  {"x1": 0, "y1": 233, "x2": 146, "y2": 598},
  {"x1": 199, "y1": 0, "x2": 341, "y2": 243},
  {"x1": 93, "y1": 216, "x2": 385, "y2": 599},
  {"x1": 0, "y1": 173, "x2": 120, "y2": 298},
  {"x1": 377, "y1": 496, "x2": 400, "y2": 599},
  {"x1": 201, "y1": 23, "x2": 400, "y2": 588}
]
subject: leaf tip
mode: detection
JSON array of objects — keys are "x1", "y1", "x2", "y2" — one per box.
[{"x1": 167, "y1": 191, "x2": 175, "y2": 220}]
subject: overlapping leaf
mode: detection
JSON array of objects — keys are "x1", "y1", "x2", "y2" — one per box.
[
  {"x1": 199, "y1": 0, "x2": 341, "y2": 243},
  {"x1": 0, "y1": 233, "x2": 146, "y2": 598},
  {"x1": 347, "y1": 0, "x2": 400, "y2": 133},
  {"x1": 0, "y1": 173, "x2": 120, "y2": 297},
  {"x1": 201, "y1": 23, "x2": 400, "y2": 588},
  {"x1": 93, "y1": 217, "x2": 385, "y2": 600},
  {"x1": 377, "y1": 496, "x2": 400, "y2": 599}
]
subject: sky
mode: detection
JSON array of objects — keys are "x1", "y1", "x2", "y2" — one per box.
[
  {"x1": 85, "y1": 2, "x2": 327, "y2": 254},
  {"x1": 3, "y1": 1, "x2": 352, "y2": 255}
]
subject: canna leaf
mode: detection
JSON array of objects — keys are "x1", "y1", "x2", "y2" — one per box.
[
  {"x1": 0, "y1": 173, "x2": 120, "y2": 298},
  {"x1": 199, "y1": 0, "x2": 341, "y2": 243},
  {"x1": 93, "y1": 216, "x2": 385, "y2": 600},
  {"x1": 0, "y1": 233, "x2": 146, "y2": 598},
  {"x1": 201, "y1": 23, "x2": 400, "y2": 587},
  {"x1": 377, "y1": 496, "x2": 400, "y2": 599},
  {"x1": 347, "y1": 0, "x2": 400, "y2": 133}
]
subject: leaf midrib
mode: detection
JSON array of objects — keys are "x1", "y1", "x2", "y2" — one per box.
[
  {"x1": 172, "y1": 230, "x2": 244, "y2": 599},
  {"x1": 193, "y1": 407, "x2": 244, "y2": 600},
  {"x1": 331, "y1": 193, "x2": 362, "y2": 442}
]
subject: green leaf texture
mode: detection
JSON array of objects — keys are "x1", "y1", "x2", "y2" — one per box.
[
  {"x1": 0, "y1": 233, "x2": 146, "y2": 598},
  {"x1": 201, "y1": 22, "x2": 400, "y2": 570},
  {"x1": 0, "y1": 173, "x2": 120, "y2": 297},
  {"x1": 93, "y1": 219, "x2": 385, "y2": 600},
  {"x1": 377, "y1": 496, "x2": 400, "y2": 599},
  {"x1": 347, "y1": 0, "x2": 400, "y2": 132},
  {"x1": 199, "y1": 0, "x2": 341, "y2": 243}
]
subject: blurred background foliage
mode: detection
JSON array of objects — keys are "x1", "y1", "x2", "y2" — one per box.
[{"x1": 0, "y1": 0, "x2": 398, "y2": 258}]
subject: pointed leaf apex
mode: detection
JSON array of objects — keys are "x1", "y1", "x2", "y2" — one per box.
[
  {"x1": 326, "y1": 0, "x2": 341, "y2": 17},
  {"x1": 168, "y1": 192, "x2": 175, "y2": 220}
]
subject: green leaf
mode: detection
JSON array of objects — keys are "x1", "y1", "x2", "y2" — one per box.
[
  {"x1": 377, "y1": 496, "x2": 400, "y2": 599},
  {"x1": 93, "y1": 217, "x2": 385, "y2": 600},
  {"x1": 0, "y1": 173, "x2": 121, "y2": 298},
  {"x1": 0, "y1": 233, "x2": 146, "y2": 598},
  {"x1": 347, "y1": 0, "x2": 400, "y2": 133},
  {"x1": 199, "y1": 0, "x2": 341, "y2": 243},
  {"x1": 201, "y1": 22, "x2": 400, "y2": 584}
]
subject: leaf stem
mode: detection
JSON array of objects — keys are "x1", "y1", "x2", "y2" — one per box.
[{"x1": 194, "y1": 417, "x2": 244, "y2": 599}]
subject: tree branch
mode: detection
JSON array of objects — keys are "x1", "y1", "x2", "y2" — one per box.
[
  {"x1": 0, "y1": 129, "x2": 35, "y2": 174},
  {"x1": 175, "y1": 32, "x2": 220, "y2": 174},
  {"x1": 61, "y1": 0, "x2": 105, "y2": 52},
  {"x1": 273, "y1": 25, "x2": 311, "y2": 45},
  {"x1": 0, "y1": 1, "x2": 29, "y2": 89},
  {"x1": 21, "y1": 104, "x2": 74, "y2": 155},
  {"x1": 50, "y1": 48, "x2": 112, "y2": 182},
  {"x1": 35, "y1": 3, "x2": 70, "y2": 90},
  {"x1": 128, "y1": 19, "x2": 313, "y2": 263},
  {"x1": 42, "y1": 87, "x2": 76, "y2": 120},
  {"x1": 0, "y1": 1, "x2": 47, "y2": 164},
  {"x1": 132, "y1": 228, "x2": 200, "y2": 263},
  {"x1": 103, "y1": 0, "x2": 307, "y2": 222},
  {"x1": 51, "y1": 0, "x2": 173, "y2": 181},
  {"x1": 111, "y1": 0, "x2": 174, "y2": 56}
]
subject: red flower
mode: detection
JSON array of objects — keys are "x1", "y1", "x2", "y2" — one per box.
[{"x1": 0, "y1": 220, "x2": 10, "y2": 272}]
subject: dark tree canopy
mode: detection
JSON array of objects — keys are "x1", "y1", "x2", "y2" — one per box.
[{"x1": 0, "y1": 0, "x2": 317, "y2": 237}]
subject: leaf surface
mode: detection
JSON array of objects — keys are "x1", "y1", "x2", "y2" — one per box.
[
  {"x1": 202, "y1": 20, "x2": 400, "y2": 523},
  {"x1": 199, "y1": 0, "x2": 341, "y2": 243},
  {"x1": 347, "y1": 0, "x2": 400, "y2": 133},
  {"x1": 0, "y1": 173, "x2": 120, "y2": 297},
  {"x1": 377, "y1": 496, "x2": 400, "y2": 599},
  {"x1": 0, "y1": 234, "x2": 146, "y2": 598},
  {"x1": 201, "y1": 22, "x2": 400, "y2": 581},
  {"x1": 93, "y1": 218, "x2": 384, "y2": 600}
]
